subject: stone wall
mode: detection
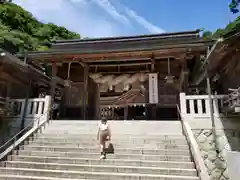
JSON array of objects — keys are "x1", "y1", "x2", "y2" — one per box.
[
  {"x1": 180, "y1": 92, "x2": 240, "y2": 179},
  {"x1": 189, "y1": 118, "x2": 240, "y2": 180},
  {"x1": 193, "y1": 129, "x2": 229, "y2": 180},
  {"x1": 0, "y1": 117, "x2": 34, "y2": 147}
]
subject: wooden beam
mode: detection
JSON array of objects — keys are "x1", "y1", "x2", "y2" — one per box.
[
  {"x1": 90, "y1": 70, "x2": 151, "y2": 74},
  {"x1": 89, "y1": 62, "x2": 151, "y2": 67},
  {"x1": 78, "y1": 61, "x2": 88, "y2": 69},
  {"x1": 88, "y1": 57, "x2": 151, "y2": 63},
  {"x1": 34, "y1": 47, "x2": 205, "y2": 63}
]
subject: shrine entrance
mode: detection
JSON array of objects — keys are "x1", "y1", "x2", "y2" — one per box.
[
  {"x1": 128, "y1": 105, "x2": 146, "y2": 120},
  {"x1": 155, "y1": 106, "x2": 178, "y2": 120}
]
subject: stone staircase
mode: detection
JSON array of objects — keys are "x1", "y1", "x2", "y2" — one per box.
[{"x1": 0, "y1": 121, "x2": 199, "y2": 180}]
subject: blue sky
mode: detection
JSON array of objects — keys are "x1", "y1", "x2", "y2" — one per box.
[{"x1": 14, "y1": 0, "x2": 239, "y2": 38}]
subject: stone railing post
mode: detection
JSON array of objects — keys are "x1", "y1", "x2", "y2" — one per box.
[
  {"x1": 179, "y1": 93, "x2": 187, "y2": 119},
  {"x1": 44, "y1": 95, "x2": 51, "y2": 122}
]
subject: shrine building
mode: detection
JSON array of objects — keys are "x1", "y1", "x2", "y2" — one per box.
[{"x1": 18, "y1": 30, "x2": 214, "y2": 120}]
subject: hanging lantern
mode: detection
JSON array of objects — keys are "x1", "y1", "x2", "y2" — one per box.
[
  {"x1": 64, "y1": 80, "x2": 71, "y2": 87},
  {"x1": 165, "y1": 58, "x2": 175, "y2": 84},
  {"x1": 165, "y1": 76, "x2": 174, "y2": 84},
  {"x1": 64, "y1": 62, "x2": 72, "y2": 87}
]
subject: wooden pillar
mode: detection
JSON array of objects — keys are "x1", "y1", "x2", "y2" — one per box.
[
  {"x1": 124, "y1": 106, "x2": 128, "y2": 120},
  {"x1": 0, "y1": 81, "x2": 6, "y2": 97},
  {"x1": 50, "y1": 62, "x2": 57, "y2": 97},
  {"x1": 95, "y1": 83, "x2": 100, "y2": 120},
  {"x1": 50, "y1": 61, "x2": 58, "y2": 113},
  {"x1": 150, "y1": 57, "x2": 155, "y2": 72},
  {"x1": 82, "y1": 65, "x2": 88, "y2": 120},
  {"x1": 180, "y1": 59, "x2": 189, "y2": 93},
  {"x1": 112, "y1": 107, "x2": 114, "y2": 120},
  {"x1": 144, "y1": 105, "x2": 147, "y2": 120},
  {"x1": 0, "y1": 64, "x2": 5, "y2": 97},
  {"x1": 152, "y1": 105, "x2": 157, "y2": 120}
]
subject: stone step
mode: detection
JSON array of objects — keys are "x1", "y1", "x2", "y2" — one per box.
[
  {"x1": 44, "y1": 129, "x2": 182, "y2": 133},
  {"x1": 43, "y1": 128, "x2": 182, "y2": 131},
  {"x1": 0, "y1": 175, "x2": 88, "y2": 180},
  {"x1": 0, "y1": 167, "x2": 199, "y2": 180},
  {"x1": 16, "y1": 147, "x2": 191, "y2": 156},
  {"x1": 38, "y1": 135, "x2": 186, "y2": 141},
  {"x1": 39, "y1": 133, "x2": 184, "y2": 138},
  {"x1": 43, "y1": 130, "x2": 182, "y2": 134},
  {"x1": 27, "y1": 141, "x2": 189, "y2": 149},
  {"x1": 39, "y1": 133, "x2": 185, "y2": 137},
  {"x1": 14, "y1": 151, "x2": 192, "y2": 162},
  {"x1": 32, "y1": 137, "x2": 187, "y2": 144},
  {"x1": 48, "y1": 121, "x2": 182, "y2": 130},
  {"x1": 23, "y1": 144, "x2": 190, "y2": 152},
  {"x1": 8, "y1": 155, "x2": 195, "y2": 169},
  {"x1": 2, "y1": 161, "x2": 197, "y2": 176},
  {"x1": 19, "y1": 145, "x2": 190, "y2": 155},
  {"x1": 49, "y1": 121, "x2": 182, "y2": 127},
  {"x1": 40, "y1": 133, "x2": 184, "y2": 137},
  {"x1": 46, "y1": 125, "x2": 180, "y2": 127},
  {"x1": 50, "y1": 120, "x2": 181, "y2": 124}
]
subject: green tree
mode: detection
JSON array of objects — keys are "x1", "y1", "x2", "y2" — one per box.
[
  {"x1": 229, "y1": 0, "x2": 240, "y2": 13},
  {"x1": 0, "y1": 2, "x2": 80, "y2": 53},
  {"x1": 202, "y1": 31, "x2": 213, "y2": 40},
  {"x1": 202, "y1": 16, "x2": 240, "y2": 40}
]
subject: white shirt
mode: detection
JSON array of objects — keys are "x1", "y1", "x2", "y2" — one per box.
[{"x1": 99, "y1": 121, "x2": 109, "y2": 131}]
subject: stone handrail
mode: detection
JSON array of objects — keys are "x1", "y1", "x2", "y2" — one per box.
[
  {"x1": 0, "y1": 97, "x2": 6, "y2": 117},
  {"x1": 0, "y1": 97, "x2": 5, "y2": 105},
  {"x1": 176, "y1": 104, "x2": 210, "y2": 180},
  {"x1": 180, "y1": 93, "x2": 226, "y2": 120},
  {"x1": 0, "y1": 112, "x2": 50, "y2": 160},
  {"x1": 0, "y1": 96, "x2": 51, "y2": 160},
  {"x1": 183, "y1": 121, "x2": 210, "y2": 180}
]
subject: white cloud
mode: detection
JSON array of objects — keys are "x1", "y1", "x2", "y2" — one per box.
[
  {"x1": 13, "y1": 0, "x2": 165, "y2": 37},
  {"x1": 93, "y1": 0, "x2": 130, "y2": 25},
  {"x1": 124, "y1": 7, "x2": 165, "y2": 34},
  {"x1": 94, "y1": 0, "x2": 165, "y2": 34},
  {"x1": 112, "y1": 0, "x2": 165, "y2": 34},
  {"x1": 13, "y1": 0, "x2": 122, "y2": 37}
]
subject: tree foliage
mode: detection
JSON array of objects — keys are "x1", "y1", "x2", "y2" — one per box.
[
  {"x1": 202, "y1": 16, "x2": 240, "y2": 40},
  {"x1": 0, "y1": 2, "x2": 80, "y2": 53},
  {"x1": 229, "y1": 0, "x2": 240, "y2": 14}
]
